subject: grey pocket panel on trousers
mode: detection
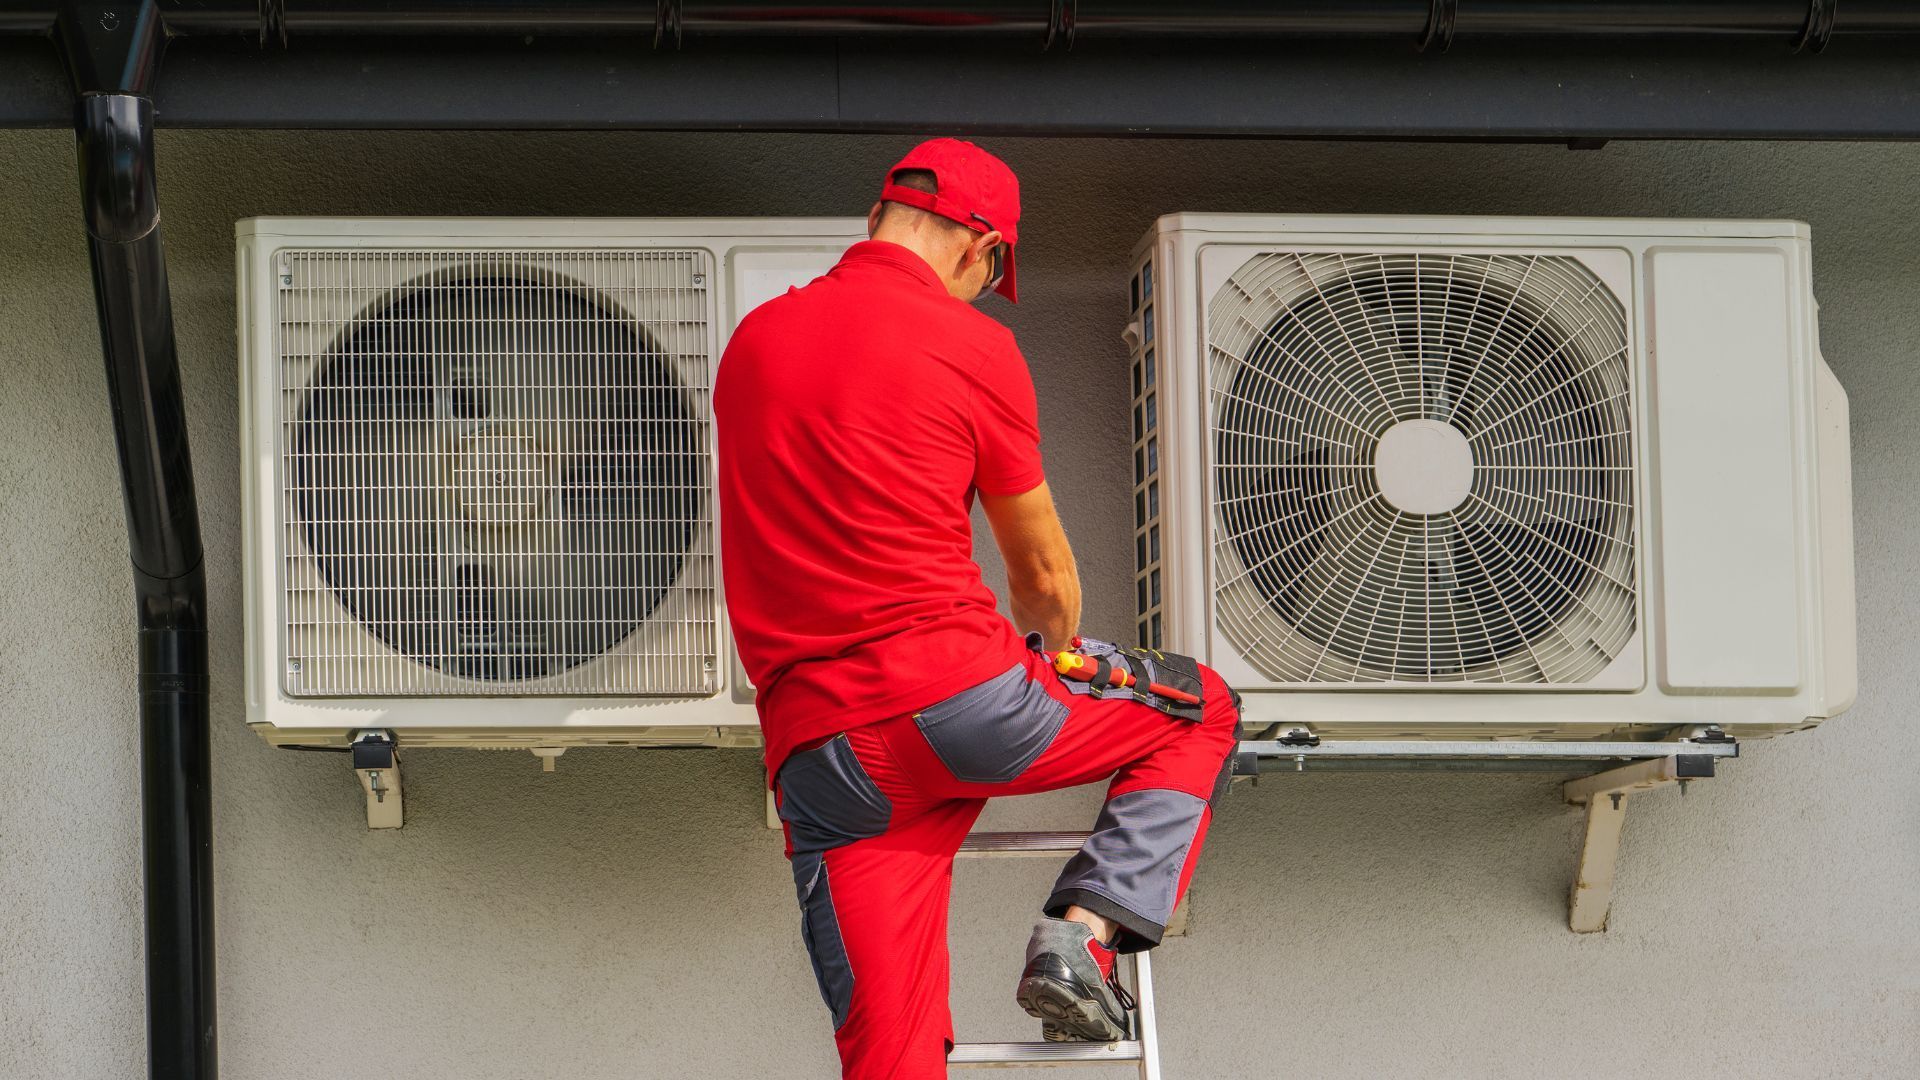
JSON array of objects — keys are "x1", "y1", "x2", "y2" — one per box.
[
  {"x1": 777, "y1": 734, "x2": 891, "y2": 855},
  {"x1": 792, "y1": 852, "x2": 855, "y2": 1030},
  {"x1": 914, "y1": 663, "x2": 1070, "y2": 783}
]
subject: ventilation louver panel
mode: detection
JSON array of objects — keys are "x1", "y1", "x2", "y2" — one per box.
[
  {"x1": 1129, "y1": 257, "x2": 1165, "y2": 650},
  {"x1": 1208, "y1": 251, "x2": 1637, "y2": 685},
  {"x1": 276, "y1": 250, "x2": 717, "y2": 696}
]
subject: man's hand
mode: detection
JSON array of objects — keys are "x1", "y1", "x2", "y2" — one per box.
[{"x1": 981, "y1": 481, "x2": 1081, "y2": 651}]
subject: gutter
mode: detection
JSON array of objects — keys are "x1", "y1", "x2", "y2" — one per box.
[{"x1": 5, "y1": 1, "x2": 1918, "y2": 51}]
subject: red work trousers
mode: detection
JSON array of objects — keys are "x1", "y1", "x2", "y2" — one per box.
[{"x1": 773, "y1": 642, "x2": 1241, "y2": 1080}]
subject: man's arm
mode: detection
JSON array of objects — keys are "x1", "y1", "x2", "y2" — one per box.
[{"x1": 981, "y1": 481, "x2": 1081, "y2": 651}]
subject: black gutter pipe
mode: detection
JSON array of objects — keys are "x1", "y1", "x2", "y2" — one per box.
[
  {"x1": 4, "y1": 1, "x2": 1920, "y2": 47},
  {"x1": 55, "y1": 3, "x2": 216, "y2": 1079}
]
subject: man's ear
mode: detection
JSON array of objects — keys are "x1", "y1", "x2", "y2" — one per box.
[
  {"x1": 965, "y1": 229, "x2": 1004, "y2": 267},
  {"x1": 867, "y1": 201, "x2": 885, "y2": 237}
]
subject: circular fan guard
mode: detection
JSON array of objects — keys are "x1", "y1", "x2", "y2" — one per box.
[
  {"x1": 290, "y1": 274, "x2": 701, "y2": 683},
  {"x1": 1209, "y1": 252, "x2": 1637, "y2": 684}
]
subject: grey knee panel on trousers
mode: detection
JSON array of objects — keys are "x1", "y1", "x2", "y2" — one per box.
[
  {"x1": 1045, "y1": 788, "x2": 1208, "y2": 952},
  {"x1": 913, "y1": 663, "x2": 1069, "y2": 783}
]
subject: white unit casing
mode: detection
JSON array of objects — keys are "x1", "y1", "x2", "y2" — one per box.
[
  {"x1": 1127, "y1": 214, "x2": 1855, "y2": 739},
  {"x1": 238, "y1": 217, "x2": 866, "y2": 748}
]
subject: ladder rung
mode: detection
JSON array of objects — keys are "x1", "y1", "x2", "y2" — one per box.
[
  {"x1": 948, "y1": 1040, "x2": 1144, "y2": 1066},
  {"x1": 958, "y1": 831, "x2": 1091, "y2": 856}
]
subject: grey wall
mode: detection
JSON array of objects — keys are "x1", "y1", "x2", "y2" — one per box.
[{"x1": 2, "y1": 130, "x2": 1916, "y2": 1079}]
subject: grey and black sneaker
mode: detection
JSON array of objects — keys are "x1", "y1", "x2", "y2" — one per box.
[{"x1": 1015, "y1": 918, "x2": 1136, "y2": 1043}]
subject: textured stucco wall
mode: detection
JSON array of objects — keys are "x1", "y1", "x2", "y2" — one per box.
[{"x1": 2, "y1": 130, "x2": 1917, "y2": 1080}]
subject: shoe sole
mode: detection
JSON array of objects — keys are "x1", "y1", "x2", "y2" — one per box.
[{"x1": 1016, "y1": 973, "x2": 1129, "y2": 1043}]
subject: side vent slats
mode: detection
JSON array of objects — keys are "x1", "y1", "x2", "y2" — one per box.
[{"x1": 1130, "y1": 258, "x2": 1163, "y2": 650}]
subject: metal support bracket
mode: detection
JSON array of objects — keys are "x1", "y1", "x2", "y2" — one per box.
[
  {"x1": 1235, "y1": 732, "x2": 1738, "y2": 932},
  {"x1": 352, "y1": 730, "x2": 403, "y2": 830},
  {"x1": 1562, "y1": 752, "x2": 1718, "y2": 932}
]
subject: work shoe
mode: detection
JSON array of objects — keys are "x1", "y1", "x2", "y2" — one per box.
[{"x1": 1015, "y1": 918, "x2": 1135, "y2": 1043}]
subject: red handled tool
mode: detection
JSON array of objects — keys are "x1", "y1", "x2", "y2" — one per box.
[{"x1": 1051, "y1": 649, "x2": 1201, "y2": 705}]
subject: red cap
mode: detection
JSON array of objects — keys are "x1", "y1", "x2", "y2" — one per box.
[{"x1": 879, "y1": 137, "x2": 1022, "y2": 302}]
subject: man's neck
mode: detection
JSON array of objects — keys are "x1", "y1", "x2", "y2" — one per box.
[{"x1": 869, "y1": 229, "x2": 968, "y2": 301}]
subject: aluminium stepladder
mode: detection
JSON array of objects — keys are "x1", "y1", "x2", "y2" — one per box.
[{"x1": 947, "y1": 831, "x2": 1163, "y2": 1078}]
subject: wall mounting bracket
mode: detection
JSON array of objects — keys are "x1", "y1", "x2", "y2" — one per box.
[
  {"x1": 1233, "y1": 733, "x2": 1738, "y2": 933},
  {"x1": 1562, "y1": 752, "x2": 1720, "y2": 932},
  {"x1": 352, "y1": 730, "x2": 404, "y2": 830}
]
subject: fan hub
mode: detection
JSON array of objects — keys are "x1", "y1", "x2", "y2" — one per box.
[
  {"x1": 451, "y1": 431, "x2": 546, "y2": 523},
  {"x1": 1374, "y1": 419, "x2": 1474, "y2": 515}
]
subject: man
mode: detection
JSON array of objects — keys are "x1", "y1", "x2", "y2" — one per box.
[{"x1": 715, "y1": 137, "x2": 1241, "y2": 1079}]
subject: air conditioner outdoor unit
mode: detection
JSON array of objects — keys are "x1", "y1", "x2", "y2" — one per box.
[
  {"x1": 1127, "y1": 214, "x2": 1855, "y2": 740},
  {"x1": 239, "y1": 217, "x2": 866, "y2": 749}
]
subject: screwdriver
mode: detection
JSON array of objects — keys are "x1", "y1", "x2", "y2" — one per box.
[{"x1": 1051, "y1": 651, "x2": 1201, "y2": 704}]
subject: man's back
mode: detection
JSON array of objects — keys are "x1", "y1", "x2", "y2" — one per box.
[{"x1": 714, "y1": 239, "x2": 1046, "y2": 776}]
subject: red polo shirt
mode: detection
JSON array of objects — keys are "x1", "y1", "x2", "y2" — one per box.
[{"x1": 715, "y1": 240, "x2": 1046, "y2": 781}]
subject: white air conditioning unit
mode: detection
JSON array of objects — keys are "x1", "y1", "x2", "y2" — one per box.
[
  {"x1": 238, "y1": 217, "x2": 866, "y2": 749},
  {"x1": 1128, "y1": 214, "x2": 1855, "y2": 740}
]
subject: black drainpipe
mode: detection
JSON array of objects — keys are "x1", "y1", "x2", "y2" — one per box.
[{"x1": 54, "y1": 3, "x2": 216, "y2": 1079}]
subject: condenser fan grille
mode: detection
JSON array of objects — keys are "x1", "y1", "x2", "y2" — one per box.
[
  {"x1": 1208, "y1": 251, "x2": 1637, "y2": 684},
  {"x1": 276, "y1": 250, "x2": 717, "y2": 696}
]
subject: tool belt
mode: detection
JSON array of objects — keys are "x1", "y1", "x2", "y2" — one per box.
[{"x1": 1029, "y1": 632, "x2": 1207, "y2": 724}]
